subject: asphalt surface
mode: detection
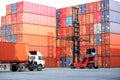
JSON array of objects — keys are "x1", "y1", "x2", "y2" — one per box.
[{"x1": 0, "y1": 68, "x2": 120, "y2": 80}]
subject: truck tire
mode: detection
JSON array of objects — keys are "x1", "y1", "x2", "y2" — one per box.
[
  {"x1": 18, "y1": 64, "x2": 25, "y2": 72},
  {"x1": 37, "y1": 65, "x2": 42, "y2": 71},
  {"x1": 28, "y1": 68, "x2": 34, "y2": 71},
  {"x1": 88, "y1": 63, "x2": 93, "y2": 69},
  {"x1": 10, "y1": 64, "x2": 18, "y2": 72}
]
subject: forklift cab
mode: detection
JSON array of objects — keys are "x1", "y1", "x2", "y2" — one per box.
[{"x1": 87, "y1": 48, "x2": 96, "y2": 57}]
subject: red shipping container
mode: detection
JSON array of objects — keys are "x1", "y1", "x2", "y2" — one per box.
[
  {"x1": 102, "y1": 57, "x2": 110, "y2": 68},
  {"x1": 80, "y1": 25, "x2": 87, "y2": 35},
  {"x1": 56, "y1": 47, "x2": 62, "y2": 58},
  {"x1": 96, "y1": 1, "x2": 102, "y2": 12},
  {"x1": 86, "y1": 3, "x2": 90, "y2": 13},
  {"x1": 11, "y1": 14, "x2": 17, "y2": 24},
  {"x1": 89, "y1": 2, "x2": 95, "y2": 13},
  {"x1": 6, "y1": 4, "x2": 12, "y2": 15},
  {"x1": 60, "y1": 17, "x2": 66, "y2": 27},
  {"x1": 67, "y1": 27, "x2": 74, "y2": 37},
  {"x1": 1, "y1": 36, "x2": 6, "y2": 42},
  {"x1": 95, "y1": 46, "x2": 102, "y2": 56},
  {"x1": 0, "y1": 42, "x2": 28, "y2": 62},
  {"x1": 96, "y1": 57, "x2": 102, "y2": 68},
  {"x1": 85, "y1": 14, "x2": 90, "y2": 24},
  {"x1": 89, "y1": 13, "x2": 94, "y2": 23},
  {"x1": 89, "y1": 24, "x2": 94, "y2": 34},
  {"x1": 86, "y1": 24, "x2": 90, "y2": 35},
  {"x1": 1, "y1": 16, "x2": 6, "y2": 26},
  {"x1": 17, "y1": 1, "x2": 56, "y2": 17},
  {"x1": 93, "y1": 2, "x2": 97, "y2": 12},
  {"x1": 60, "y1": 8, "x2": 66, "y2": 18},
  {"x1": 94, "y1": 12, "x2": 102, "y2": 23}
]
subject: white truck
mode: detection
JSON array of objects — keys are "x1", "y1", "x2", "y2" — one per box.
[
  {"x1": 10, "y1": 51, "x2": 45, "y2": 72},
  {"x1": 0, "y1": 42, "x2": 45, "y2": 72}
]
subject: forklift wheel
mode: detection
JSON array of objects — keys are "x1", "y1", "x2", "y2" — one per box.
[
  {"x1": 94, "y1": 66, "x2": 98, "y2": 69},
  {"x1": 70, "y1": 64, "x2": 75, "y2": 69},
  {"x1": 88, "y1": 63, "x2": 93, "y2": 69}
]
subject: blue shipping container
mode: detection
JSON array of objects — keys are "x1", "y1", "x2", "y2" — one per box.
[
  {"x1": 102, "y1": 22, "x2": 120, "y2": 34},
  {"x1": 11, "y1": 35, "x2": 16, "y2": 42},
  {"x1": 60, "y1": 57, "x2": 66, "y2": 67},
  {"x1": 102, "y1": 0, "x2": 120, "y2": 12},
  {"x1": 79, "y1": 4, "x2": 86, "y2": 14},
  {"x1": 12, "y1": 9, "x2": 17, "y2": 14},
  {"x1": 102, "y1": 11, "x2": 120, "y2": 23},
  {"x1": 6, "y1": 25, "x2": 12, "y2": 31},
  {"x1": 66, "y1": 17, "x2": 72, "y2": 26},
  {"x1": 6, "y1": 35, "x2": 11, "y2": 42},
  {"x1": 1, "y1": 31, "x2": 6, "y2": 36},
  {"x1": 94, "y1": 34, "x2": 102, "y2": 45}
]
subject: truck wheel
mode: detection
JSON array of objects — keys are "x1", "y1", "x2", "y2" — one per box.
[
  {"x1": 29, "y1": 68, "x2": 34, "y2": 71},
  {"x1": 88, "y1": 63, "x2": 93, "y2": 69},
  {"x1": 18, "y1": 64, "x2": 25, "y2": 72},
  {"x1": 37, "y1": 65, "x2": 42, "y2": 71},
  {"x1": 10, "y1": 64, "x2": 18, "y2": 72}
]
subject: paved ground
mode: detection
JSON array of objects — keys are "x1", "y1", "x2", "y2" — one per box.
[{"x1": 0, "y1": 68, "x2": 120, "y2": 80}]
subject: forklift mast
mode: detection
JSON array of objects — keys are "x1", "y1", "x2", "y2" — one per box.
[
  {"x1": 56, "y1": 7, "x2": 91, "y2": 65},
  {"x1": 72, "y1": 7, "x2": 80, "y2": 63}
]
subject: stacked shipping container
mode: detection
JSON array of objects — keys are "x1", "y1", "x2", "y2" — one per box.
[
  {"x1": 56, "y1": 0, "x2": 120, "y2": 68},
  {"x1": 0, "y1": 1, "x2": 57, "y2": 67}
]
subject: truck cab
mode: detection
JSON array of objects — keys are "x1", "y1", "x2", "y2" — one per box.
[{"x1": 28, "y1": 51, "x2": 45, "y2": 71}]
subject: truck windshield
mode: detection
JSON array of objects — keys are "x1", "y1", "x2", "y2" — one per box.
[{"x1": 38, "y1": 56, "x2": 44, "y2": 60}]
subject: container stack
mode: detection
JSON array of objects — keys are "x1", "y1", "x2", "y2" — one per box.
[
  {"x1": 0, "y1": 1, "x2": 57, "y2": 67},
  {"x1": 101, "y1": 0, "x2": 120, "y2": 68},
  {"x1": 56, "y1": 6, "x2": 74, "y2": 67},
  {"x1": 56, "y1": 0, "x2": 120, "y2": 68}
]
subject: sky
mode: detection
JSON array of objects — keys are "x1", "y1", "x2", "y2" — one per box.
[{"x1": 0, "y1": 0, "x2": 120, "y2": 25}]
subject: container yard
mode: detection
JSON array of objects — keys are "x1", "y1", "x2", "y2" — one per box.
[{"x1": 0, "y1": 0, "x2": 120, "y2": 71}]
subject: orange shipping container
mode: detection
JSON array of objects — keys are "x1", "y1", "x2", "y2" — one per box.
[
  {"x1": 0, "y1": 42, "x2": 28, "y2": 62},
  {"x1": 6, "y1": 15, "x2": 11, "y2": 25},
  {"x1": 66, "y1": 7, "x2": 72, "y2": 17},
  {"x1": 1, "y1": 16, "x2": 6, "y2": 26},
  {"x1": 102, "y1": 45, "x2": 120, "y2": 56},
  {"x1": 16, "y1": 13, "x2": 56, "y2": 27},
  {"x1": 11, "y1": 23, "x2": 56, "y2": 37},
  {"x1": 6, "y1": 4, "x2": 12, "y2": 15},
  {"x1": 96, "y1": 1, "x2": 102, "y2": 12},
  {"x1": 79, "y1": 15, "x2": 86, "y2": 25},
  {"x1": 7, "y1": 34, "x2": 56, "y2": 47},
  {"x1": 102, "y1": 33, "x2": 120, "y2": 45},
  {"x1": 109, "y1": 57, "x2": 120, "y2": 68}
]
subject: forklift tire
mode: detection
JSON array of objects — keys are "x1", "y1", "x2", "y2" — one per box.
[
  {"x1": 88, "y1": 63, "x2": 93, "y2": 69},
  {"x1": 37, "y1": 65, "x2": 42, "y2": 71},
  {"x1": 70, "y1": 64, "x2": 75, "y2": 69},
  {"x1": 94, "y1": 66, "x2": 98, "y2": 69},
  {"x1": 80, "y1": 67, "x2": 84, "y2": 69}
]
